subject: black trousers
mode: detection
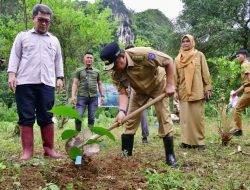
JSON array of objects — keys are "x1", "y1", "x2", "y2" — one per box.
[{"x1": 15, "y1": 84, "x2": 54, "y2": 127}]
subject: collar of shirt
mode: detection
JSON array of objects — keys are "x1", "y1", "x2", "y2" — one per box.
[
  {"x1": 125, "y1": 52, "x2": 135, "y2": 67},
  {"x1": 84, "y1": 65, "x2": 93, "y2": 70},
  {"x1": 30, "y1": 28, "x2": 51, "y2": 36}
]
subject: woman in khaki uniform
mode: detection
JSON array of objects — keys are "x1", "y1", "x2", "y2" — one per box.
[{"x1": 174, "y1": 34, "x2": 212, "y2": 150}]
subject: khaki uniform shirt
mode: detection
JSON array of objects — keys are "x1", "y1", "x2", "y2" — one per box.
[
  {"x1": 8, "y1": 29, "x2": 64, "y2": 87},
  {"x1": 174, "y1": 51, "x2": 212, "y2": 101},
  {"x1": 111, "y1": 47, "x2": 172, "y2": 96},
  {"x1": 74, "y1": 66, "x2": 100, "y2": 97},
  {"x1": 241, "y1": 60, "x2": 250, "y2": 93}
]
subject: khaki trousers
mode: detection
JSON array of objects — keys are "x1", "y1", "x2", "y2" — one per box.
[
  {"x1": 234, "y1": 92, "x2": 250, "y2": 130},
  {"x1": 123, "y1": 91, "x2": 173, "y2": 137}
]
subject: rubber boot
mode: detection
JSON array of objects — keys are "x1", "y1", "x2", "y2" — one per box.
[
  {"x1": 19, "y1": 126, "x2": 34, "y2": 160},
  {"x1": 121, "y1": 134, "x2": 134, "y2": 156},
  {"x1": 163, "y1": 135, "x2": 177, "y2": 166},
  {"x1": 75, "y1": 119, "x2": 82, "y2": 131},
  {"x1": 41, "y1": 124, "x2": 61, "y2": 158}
]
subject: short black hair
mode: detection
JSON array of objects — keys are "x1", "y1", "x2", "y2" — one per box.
[
  {"x1": 84, "y1": 51, "x2": 93, "y2": 56},
  {"x1": 32, "y1": 4, "x2": 53, "y2": 18},
  {"x1": 236, "y1": 49, "x2": 248, "y2": 56}
]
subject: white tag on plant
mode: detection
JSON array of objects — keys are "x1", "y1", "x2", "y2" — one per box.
[{"x1": 237, "y1": 145, "x2": 242, "y2": 152}]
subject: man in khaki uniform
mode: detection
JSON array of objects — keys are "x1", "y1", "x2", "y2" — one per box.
[
  {"x1": 231, "y1": 50, "x2": 250, "y2": 136},
  {"x1": 100, "y1": 42, "x2": 177, "y2": 166}
]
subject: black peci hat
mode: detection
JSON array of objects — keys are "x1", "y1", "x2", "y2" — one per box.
[
  {"x1": 100, "y1": 42, "x2": 121, "y2": 71},
  {"x1": 236, "y1": 49, "x2": 248, "y2": 56}
]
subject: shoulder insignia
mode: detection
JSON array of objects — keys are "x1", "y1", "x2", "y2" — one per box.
[{"x1": 148, "y1": 53, "x2": 156, "y2": 60}]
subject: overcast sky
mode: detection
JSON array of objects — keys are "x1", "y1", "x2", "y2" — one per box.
[
  {"x1": 86, "y1": 0, "x2": 183, "y2": 19},
  {"x1": 123, "y1": 0, "x2": 183, "y2": 19}
]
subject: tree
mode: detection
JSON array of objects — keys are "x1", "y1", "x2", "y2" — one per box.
[
  {"x1": 133, "y1": 9, "x2": 176, "y2": 54},
  {"x1": 43, "y1": 0, "x2": 115, "y2": 100},
  {"x1": 177, "y1": 0, "x2": 249, "y2": 57},
  {"x1": 0, "y1": 0, "x2": 115, "y2": 106}
]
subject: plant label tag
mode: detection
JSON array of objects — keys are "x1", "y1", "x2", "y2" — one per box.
[
  {"x1": 237, "y1": 146, "x2": 242, "y2": 152},
  {"x1": 75, "y1": 156, "x2": 82, "y2": 165}
]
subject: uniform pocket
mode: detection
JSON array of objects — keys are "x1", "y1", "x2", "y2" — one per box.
[
  {"x1": 48, "y1": 44, "x2": 57, "y2": 60},
  {"x1": 23, "y1": 44, "x2": 35, "y2": 56}
]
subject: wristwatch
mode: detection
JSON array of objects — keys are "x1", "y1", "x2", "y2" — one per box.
[
  {"x1": 56, "y1": 77, "x2": 64, "y2": 81},
  {"x1": 119, "y1": 109, "x2": 126, "y2": 114}
]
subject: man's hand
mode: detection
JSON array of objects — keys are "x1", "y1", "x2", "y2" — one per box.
[
  {"x1": 116, "y1": 110, "x2": 126, "y2": 124},
  {"x1": 8, "y1": 72, "x2": 16, "y2": 92},
  {"x1": 174, "y1": 92, "x2": 179, "y2": 102},
  {"x1": 56, "y1": 79, "x2": 63, "y2": 93},
  {"x1": 165, "y1": 84, "x2": 175, "y2": 97},
  {"x1": 204, "y1": 90, "x2": 212, "y2": 100},
  {"x1": 100, "y1": 96, "x2": 105, "y2": 105},
  {"x1": 71, "y1": 96, "x2": 76, "y2": 105},
  {"x1": 231, "y1": 91, "x2": 237, "y2": 97}
]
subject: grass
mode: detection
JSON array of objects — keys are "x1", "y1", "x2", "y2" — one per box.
[{"x1": 0, "y1": 116, "x2": 250, "y2": 189}]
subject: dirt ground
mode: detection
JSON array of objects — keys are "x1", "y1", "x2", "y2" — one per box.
[
  {"x1": 2, "y1": 122, "x2": 250, "y2": 189},
  {"x1": 1, "y1": 147, "x2": 157, "y2": 190}
]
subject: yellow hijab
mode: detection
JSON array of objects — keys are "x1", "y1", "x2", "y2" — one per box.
[{"x1": 176, "y1": 34, "x2": 198, "y2": 96}]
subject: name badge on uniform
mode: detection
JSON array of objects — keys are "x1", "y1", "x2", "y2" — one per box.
[
  {"x1": 148, "y1": 53, "x2": 156, "y2": 60},
  {"x1": 132, "y1": 55, "x2": 144, "y2": 61}
]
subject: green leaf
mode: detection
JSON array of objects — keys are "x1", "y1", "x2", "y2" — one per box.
[
  {"x1": 90, "y1": 127, "x2": 115, "y2": 141},
  {"x1": 0, "y1": 162, "x2": 6, "y2": 170},
  {"x1": 85, "y1": 139, "x2": 100, "y2": 145},
  {"x1": 61, "y1": 129, "x2": 79, "y2": 140},
  {"x1": 48, "y1": 184, "x2": 59, "y2": 190},
  {"x1": 49, "y1": 105, "x2": 82, "y2": 121},
  {"x1": 69, "y1": 147, "x2": 83, "y2": 160}
]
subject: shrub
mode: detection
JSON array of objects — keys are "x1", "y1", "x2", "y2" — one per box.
[{"x1": 0, "y1": 103, "x2": 18, "y2": 122}]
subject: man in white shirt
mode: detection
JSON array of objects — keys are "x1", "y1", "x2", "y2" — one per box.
[{"x1": 8, "y1": 4, "x2": 64, "y2": 160}]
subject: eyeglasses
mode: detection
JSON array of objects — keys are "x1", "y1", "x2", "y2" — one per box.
[{"x1": 36, "y1": 17, "x2": 51, "y2": 25}]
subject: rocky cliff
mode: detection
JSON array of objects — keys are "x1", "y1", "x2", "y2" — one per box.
[{"x1": 101, "y1": 0, "x2": 134, "y2": 46}]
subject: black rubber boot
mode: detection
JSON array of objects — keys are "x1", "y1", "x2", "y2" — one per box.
[
  {"x1": 232, "y1": 129, "x2": 243, "y2": 137},
  {"x1": 121, "y1": 134, "x2": 134, "y2": 156},
  {"x1": 75, "y1": 119, "x2": 82, "y2": 131},
  {"x1": 142, "y1": 136, "x2": 148, "y2": 144},
  {"x1": 163, "y1": 135, "x2": 177, "y2": 166}
]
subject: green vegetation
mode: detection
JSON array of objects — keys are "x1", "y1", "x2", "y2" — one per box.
[
  {"x1": 1, "y1": 117, "x2": 250, "y2": 189},
  {"x1": 178, "y1": 0, "x2": 249, "y2": 57},
  {"x1": 133, "y1": 9, "x2": 175, "y2": 53},
  {"x1": 0, "y1": 0, "x2": 250, "y2": 189},
  {"x1": 0, "y1": 0, "x2": 249, "y2": 109}
]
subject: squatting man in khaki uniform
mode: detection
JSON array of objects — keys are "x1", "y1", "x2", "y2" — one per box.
[
  {"x1": 231, "y1": 50, "x2": 250, "y2": 136},
  {"x1": 100, "y1": 42, "x2": 177, "y2": 166}
]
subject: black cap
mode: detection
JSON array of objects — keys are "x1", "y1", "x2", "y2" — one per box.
[
  {"x1": 236, "y1": 49, "x2": 248, "y2": 56},
  {"x1": 100, "y1": 42, "x2": 121, "y2": 71}
]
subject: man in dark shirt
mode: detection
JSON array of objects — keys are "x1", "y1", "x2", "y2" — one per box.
[{"x1": 71, "y1": 52, "x2": 104, "y2": 131}]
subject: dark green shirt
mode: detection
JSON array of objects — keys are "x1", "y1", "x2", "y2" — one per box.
[{"x1": 74, "y1": 66, "x2": 101, "y2": 97}]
